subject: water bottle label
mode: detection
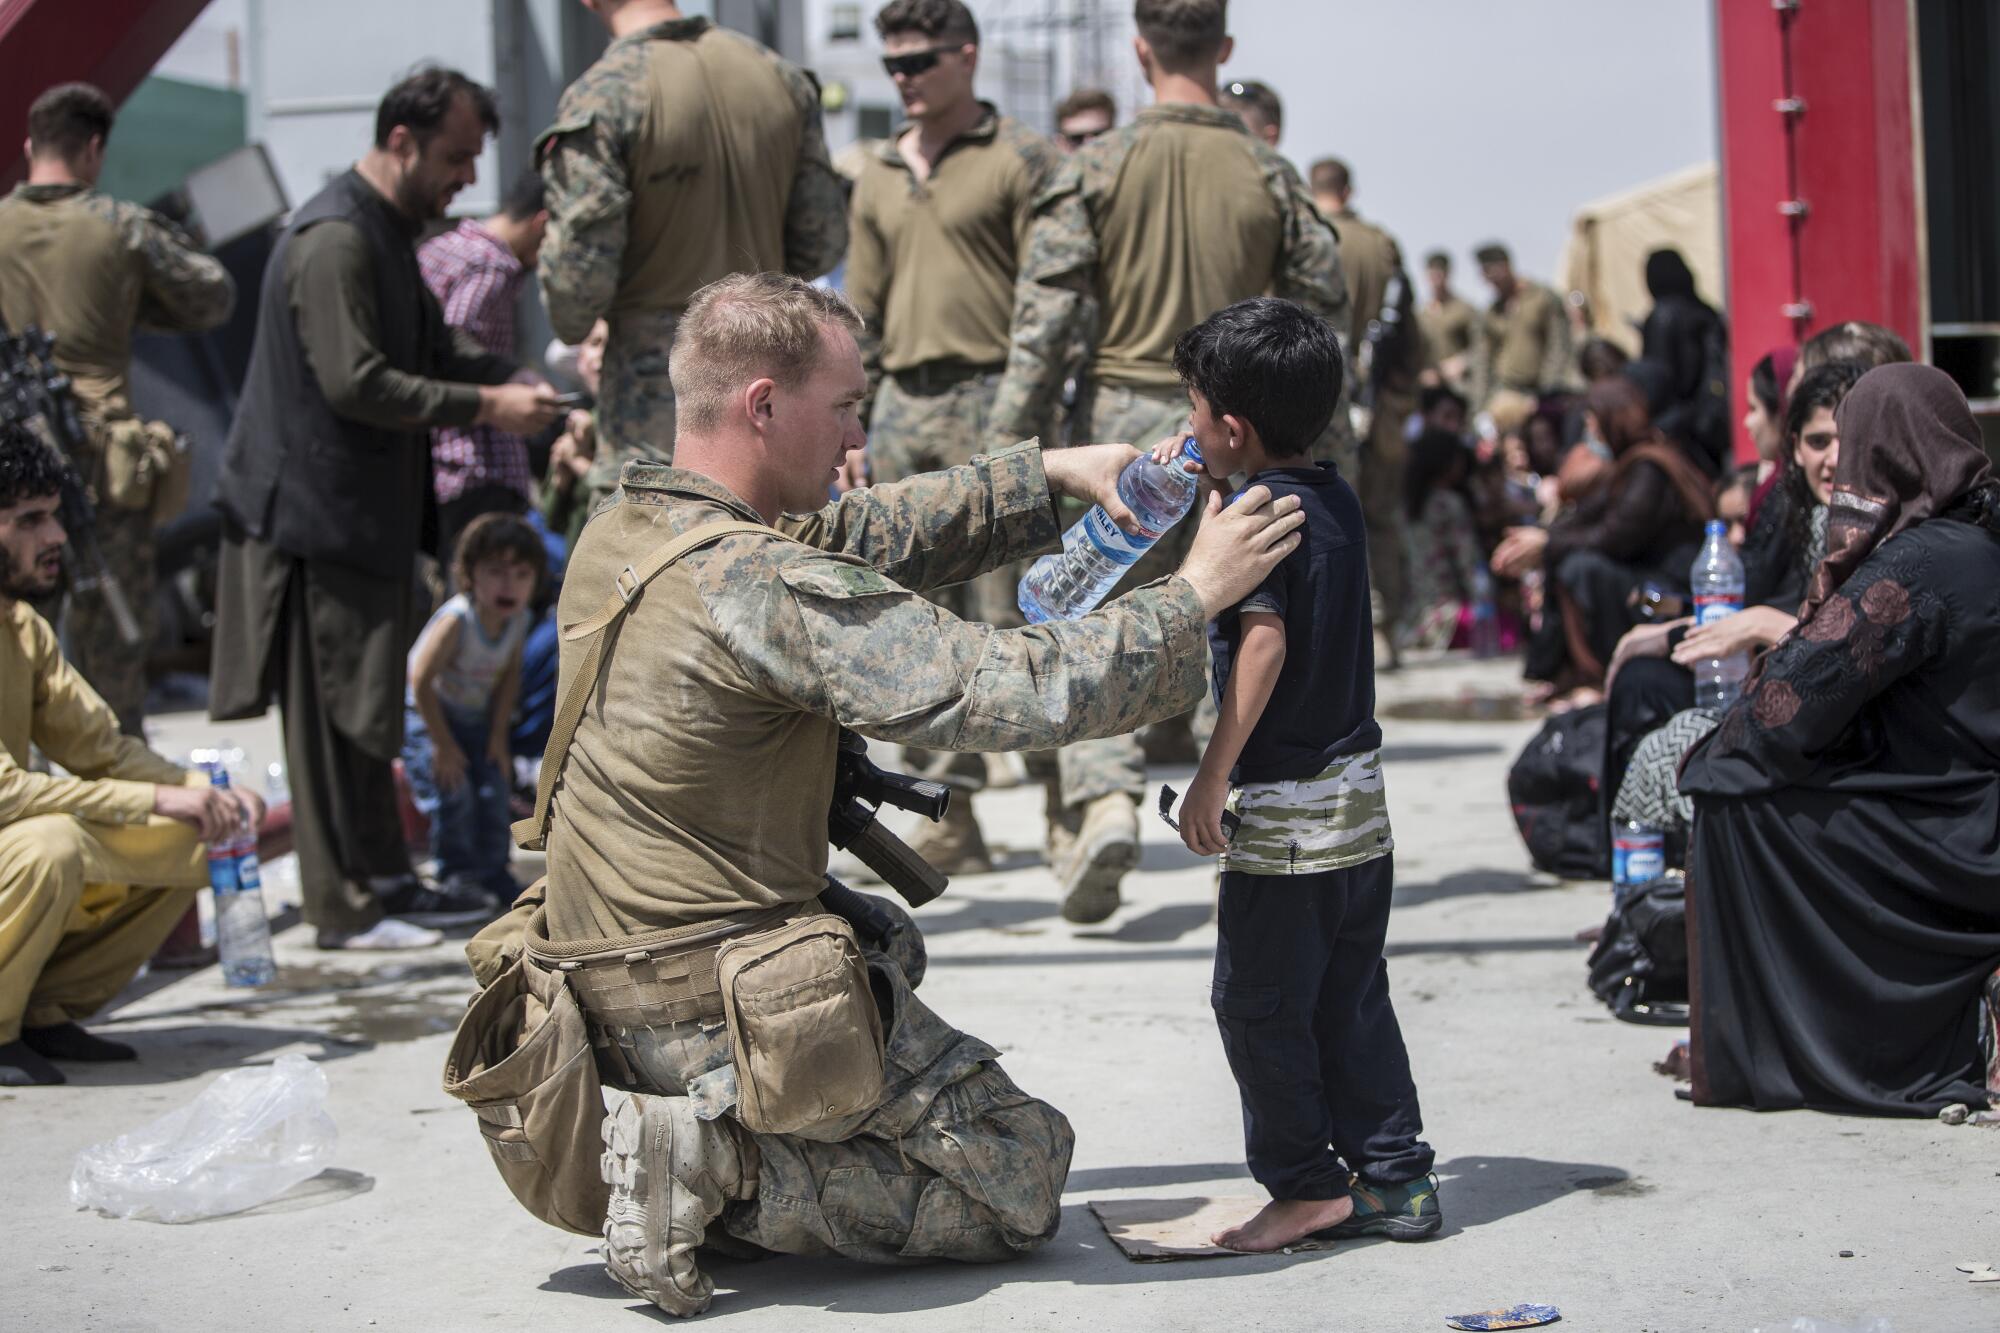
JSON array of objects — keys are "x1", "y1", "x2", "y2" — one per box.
[
  {"x1": 208, "y1": 851, "x2": 242, "y2": 894},
  {"x1": 1612, "y1": 832, "x2": 1666, "y2": 888},
  {"x1": 1693, "y1": 594, "x2": 1742, "y2": 627},
  {"x1": 1080, "y1": 505, "x2": 1152, "y2": 567},
  {"x1": 235, "y1": 855, "x2": 263, "y2": 894}
]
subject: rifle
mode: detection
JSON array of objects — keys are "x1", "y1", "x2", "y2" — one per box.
[
  {"x1": 1348, "y1": 267, "x2": 1411, "y2": 443},
  {"x1": 0, "y1": 322, "x2": 142, "y2": 645},
  {"x1": 828, "y1": 728, "x2": 952, "y2": 908}
]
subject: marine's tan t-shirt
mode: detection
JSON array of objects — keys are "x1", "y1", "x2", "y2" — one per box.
[
  {"x1": 845, "y1": 107, "x2": 1056, "y2": 374},
  {"x1": 1091, "y1": 105, "x2": 1289, "y2": 389}
]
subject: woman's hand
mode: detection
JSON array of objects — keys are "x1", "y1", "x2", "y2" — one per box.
[
  {"x1": 1672, "y1": 606, "x2": 1797, "y2": 667},
  {"x1": 1490, "y1": 525, "x2": 1548, "y2": 578},
  {"x1": 1605, "y1": 618, "x2": 1686, "y2": 690}
]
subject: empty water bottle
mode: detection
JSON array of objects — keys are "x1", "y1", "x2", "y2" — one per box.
[
  {"x1": 1690, "y1": 519, "x2": 1749, "y2": 712},
  {"x1": 204, "y1": 764, "x2": 275, "y2": 988},
  {"x1": 1018, "y1": 438, "x2": 1204, "y2": 622}
]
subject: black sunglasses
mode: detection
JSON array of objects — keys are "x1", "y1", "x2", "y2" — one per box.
[
  {"x1": 1157, "y1": 784, "x2": 1243, "y2": 839},
  {"x1": 882, "y1": 46, "x2": 960, "y2": 78}
]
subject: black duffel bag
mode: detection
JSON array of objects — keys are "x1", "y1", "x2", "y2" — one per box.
[
  {"x1": 1586, "y1": 874, "x2": 1689, "y2": 1025},
  {"x1": 1506, "y1": 702, "x2": 1609, "y2": 879}
]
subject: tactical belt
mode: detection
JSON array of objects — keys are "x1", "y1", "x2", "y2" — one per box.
[
  {"x1": 890, "y1": 359, "x2": 1004, "y2": 395},
  {"x1": 537, "y1": 901, "x2": 801, "y2": 1029}
]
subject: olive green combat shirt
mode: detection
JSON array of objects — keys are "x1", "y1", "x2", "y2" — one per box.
[
  {"x1": 987, "y1": 102, "x2": 1347, "y2": 444},
  {"x1": 0, "y1": 600, "x2": 200, "y2": 827},
  {"x1": 543, "y1": 440, "x2": 1208, "y2": 944},
  {"x1": 536, "y1": 16, "x2": 848, "y2": 343},
  {"x1": 844, "y1": 105, "x2": 1058, "y2": 384},
  {"x1": 1471, "y1": 280, "x2": 1573, "y2": 408},
  {"x1": 1333, "y1": 207, "x2": 1422, "y2": 390},
  {"x1": 0, "y1": 183, "x2": 234, "y2": 418},
  {"x1": 1419, "y1": 293, "x2": 1477, "y2": 370}
]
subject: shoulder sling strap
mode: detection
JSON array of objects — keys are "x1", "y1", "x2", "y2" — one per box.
[{"x1": 513, "y1": 519, "x2": 776, "y2": 851}]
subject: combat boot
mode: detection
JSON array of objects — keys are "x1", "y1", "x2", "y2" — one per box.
[
  {"x1": 600, "y1": 1093, "x2": 751, "y2": 1317},
  {"x1": 907, "y1": 799, "x2": 993, "y2": 876},
  {"x1": 1060, "y1": 791, "x2": 1139, "y2": 924}
]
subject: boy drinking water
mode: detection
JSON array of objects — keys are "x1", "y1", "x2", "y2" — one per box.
[
  {"x1": 1161, "y1": 298, "x2": 1439, "y2": 1253},
  {"x1": 404, "y1": 514, "x2": 545, "y2": 908}
]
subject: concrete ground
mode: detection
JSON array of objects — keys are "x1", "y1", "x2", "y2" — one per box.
[{"x1": 5, "y1": 655, "x2": 1996, "y2": 1332}]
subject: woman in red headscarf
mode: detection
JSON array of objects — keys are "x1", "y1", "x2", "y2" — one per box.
[{"x1": 1679, "y1": 363, "x2": 2000, "y2": 1115}]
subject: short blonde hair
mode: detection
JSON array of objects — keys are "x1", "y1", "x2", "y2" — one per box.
[{"x1": 670, "y1": 273, "x2": 863, "y2": 434}]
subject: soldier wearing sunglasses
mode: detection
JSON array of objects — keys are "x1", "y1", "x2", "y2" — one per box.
[{"x1": 844, "y1": 0, "x2": 1062, "y2": 876}]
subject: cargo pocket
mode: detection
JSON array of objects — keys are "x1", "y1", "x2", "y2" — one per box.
[
  {"x1": 1209, "y1": 982, "x2": 1290, "y2": 1086},
  {"x1": 778, "y1": 561, "x2": 969, "y2": 727}
]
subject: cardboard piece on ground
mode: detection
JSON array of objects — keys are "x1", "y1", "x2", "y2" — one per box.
[{"x1": 1088, "y1": 1196, "x2": 1329, "y2": 1261}]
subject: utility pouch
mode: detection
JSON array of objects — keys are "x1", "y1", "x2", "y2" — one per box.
[
  {"x1": 441, "y1": 923, "x2": 609, "y2": 1236},
  {"x1": 466, "y1": 879, "x2": 548, "y2": 991},
  {"x1": 716, "y1": 913, "x2": 884, "y2": 1136},
  {"x1": 98, "y1": 417, "x2": 190, "y2": 520}
]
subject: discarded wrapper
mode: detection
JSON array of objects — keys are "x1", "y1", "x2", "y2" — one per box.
[
  {"x1": 1446, "y1": 1305, "x2": 1562, "y2": 1331},
  {"x1": 1953, "y1": 1261, "x2": 1999, "y2": 1284}
]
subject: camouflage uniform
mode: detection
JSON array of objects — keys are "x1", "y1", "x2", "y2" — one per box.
[
  {"x1": 986, "y1": 102, "x2": 1349, "y2": 809},
  {"x1": 847, "y1": 110, "x2": 1060, "y2": 794},
  {"x1": 543, "y1": 440, "x2": 1208, "y2": 1261},
  {"x1": 1468, "y1": 279, "x2": 1574, "y2": 413},
  {"x1": 0, "y1": 182, "x2": 235, "y2": 734},
  {"x1": 537, "y1": 16, "x2": 847, "y2": 504}
]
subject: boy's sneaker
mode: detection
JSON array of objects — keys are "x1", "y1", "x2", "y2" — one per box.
[{"x1": 1318, "y1": 1173, "x2": 1442, "y2": 1242}]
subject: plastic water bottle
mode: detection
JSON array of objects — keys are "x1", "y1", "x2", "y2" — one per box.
[
  {"x1": 1470, "y1": 565, "x2": 1500, "y2": 659},
  {"x1": 204, "y1": 764, "x2": 275, "y2": 987},
  {"x1": 1018, "y1": 438, "x2": 1205, "y2": 622},
  {"x1": 1690, "y1": 519, "x2": 1749, "y2": 711},
  {"x1": 1612, "y1": 821, "x2": 1665, "y2": 902}
]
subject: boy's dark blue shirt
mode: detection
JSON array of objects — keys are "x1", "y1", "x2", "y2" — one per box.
[{"x1": 1207, "y1": 462, "x2": 1382, "y2": 783}]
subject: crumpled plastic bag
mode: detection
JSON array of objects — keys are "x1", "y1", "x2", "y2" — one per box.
[{"x1": 70, "y1": 1053, "x2": 336, "y2": 1223}]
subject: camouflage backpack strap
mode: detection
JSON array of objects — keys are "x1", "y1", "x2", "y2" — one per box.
[{"x1": 513, "y1": 520, "x2": 777, "y2": 851}]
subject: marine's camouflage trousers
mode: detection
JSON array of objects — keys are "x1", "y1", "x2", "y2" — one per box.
[
  {"x1": 589, "y1": 309, "x2": 681, "y2": 511},
  {"x1": 594, "y1": 945, "x2": 1073, "y2": 1264},
  {"x1": 870, "y1": 371, "x2": 1022, "y2": 792},
  {"x1": 65, "y1": 502, "x2": 155, "y2": 737},
  {"x1": 1055, "y1": 382, "x2": 1202, "y2": 809}
]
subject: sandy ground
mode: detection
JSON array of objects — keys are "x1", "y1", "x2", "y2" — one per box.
[{"x1": 4, "y1": 655, "x2": 1996, "y2": 1332}]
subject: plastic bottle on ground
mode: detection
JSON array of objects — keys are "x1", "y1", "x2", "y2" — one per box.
[
  {"x1": 1018, "y1": 438, "x2": 1205, "y2": 623},
  {"x1": 204, "y1": 764, "x2": 276, "y2": 987},
  {"x1": 1612, "y1": 821, "x2": 1665, "y2": 903},
  {"x1": 1470, "y1": 565, "x2": 1500, "y2": 659},
  {"x1": 1690, "y1": 519, "x2": 1749, "y2": 711}
]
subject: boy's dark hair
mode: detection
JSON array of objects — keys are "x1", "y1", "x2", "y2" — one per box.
[
  {"x1": 27, "y1": 83, "x2": 114, "y2": 161},
  {"x1": 452, "y1": 512, "x2": 547, "y2": 592},
  {"x1": 499, "y1": 167, "x2": 546, "y2": 221},
  {"x1": 1308, "y1": 157, "x2": 1352, "y2": 200},
  {"x1": 1134, "y1": 0, "x2": 1227, "y2": 71},
  {"x1": 1055, "y1": 86, "x2": 1115, "y2": 122},
  {"x1": 1799, "y1": 320, "x2": 1911, "y2": 374},
  {"x1": 1172, "y1": 297, "x2": 1343, "y2": 459},
  {"x1": 0, "y1": 421, "x2": 70, "y2": 511},
  {"x1": 375, "y1": 67, "x2": 498, "y2": 149},
  {"x1": 1221, "y1": 79, "x2": 1281, "y2": 132},
  {"x1": 875, "y1": 0, "x2": 979, "y2": 45}
]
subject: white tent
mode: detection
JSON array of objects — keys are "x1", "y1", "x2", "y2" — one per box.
[{"x1": 1557, "y1": 161, "x2": 1723, "y2": 356}]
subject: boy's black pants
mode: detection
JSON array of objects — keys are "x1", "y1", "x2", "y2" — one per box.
[{"x1": 1212, "y1": 853, "x2": 1434, "y2": 1200}]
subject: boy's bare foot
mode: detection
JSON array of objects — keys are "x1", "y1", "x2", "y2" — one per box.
[{"x1": 1211, "y1": 1195, "x2": 1355, "y2": 1253}]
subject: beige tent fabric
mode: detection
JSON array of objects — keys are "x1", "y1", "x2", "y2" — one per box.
[{"x1": 1557, "y1": 162, "x2": 1722, "y2": 356}]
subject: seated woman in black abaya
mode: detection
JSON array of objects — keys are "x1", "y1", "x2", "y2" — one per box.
[
  {"x1": 1679, "y1": 363, "x2": 2000, "y2": 1115},
  {"x1": 1492, "y1": 366, "x2": 1712, "y2": 704}
]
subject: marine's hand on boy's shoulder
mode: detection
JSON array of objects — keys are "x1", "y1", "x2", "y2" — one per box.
[
  {"x1": 1179, "y1": 770, "x2": 1233, "y2": 857},
  {"x1": 1177, "y1": 486, "x2": 1305, "y2": 619}
]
